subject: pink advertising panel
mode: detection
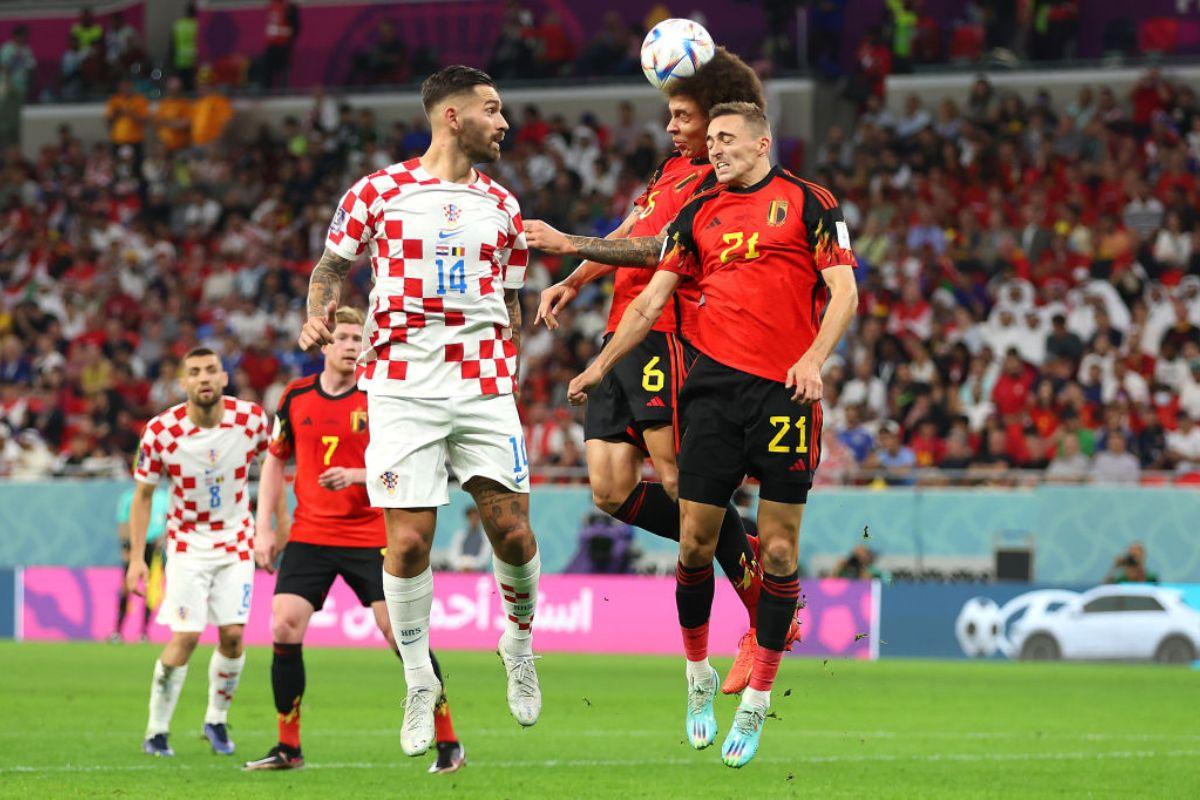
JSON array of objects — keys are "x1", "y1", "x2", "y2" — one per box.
[{"x1": 21, "y1": 568, "x2": 874, "y2": 658}]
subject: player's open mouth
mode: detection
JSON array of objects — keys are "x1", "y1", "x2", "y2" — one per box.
[{"x1": 714, "y1": 161, "x2": 730, "y2": 170}]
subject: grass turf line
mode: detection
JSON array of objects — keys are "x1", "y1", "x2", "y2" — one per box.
[{"x1": 0, "y1": 642, "x2": 1196, "y2": 799}]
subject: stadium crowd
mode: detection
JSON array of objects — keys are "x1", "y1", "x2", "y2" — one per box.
[{"x1": 2, "y1": 65, "x2": 1200, "y2": 486}]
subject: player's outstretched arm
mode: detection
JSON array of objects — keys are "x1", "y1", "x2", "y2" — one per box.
[
  {"x1": 786, "y1": 264, "x2": 859, "y2": 403},
  {"x1": 300, "y1": 248, "x2": 353, "y2": 351},
  {"x1": 535, "y1": 210, "x2": 639, "y2": 329},
  {"x1": 125, "y1": 480, "x2": 156, "y2": 595},
  {"x1": 567, "y1": 269, "x2": 682, "y2": 405},
  {"x1": 254, "y1": 452, "x2": 288, "y2": 573},
  {"x1": 525, "y1": 218, "x2": 665, "y2": 267}
]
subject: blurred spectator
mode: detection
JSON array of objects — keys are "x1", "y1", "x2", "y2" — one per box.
[
  {"x1": 261, "y1": 0, "x2": 300, "y2": 88},
  {"x1": 531, "y1": 11, "x2": 576, "y2": 78},
  {"x1": 834, "y1": 544, "x2": 888, "y2": 580},
  {"x1": 191, "y1": 76, "x2": 234, "y2": 149},
  {"x1": 170, "y1": 2, "x2": 200, "y2": 90},
  {"x1": 105, "y1": 79, "x2": 148, "y2": 163},
  {"x1": 153, "y1": 76, "x2": 192, "y2": 153},
  {"x1": 808, "y1": 0, "x2": 848, "y2": 78},
  {"x1": 70, "y1": 9, "x2": 104, "y2": 60},
  {"x1": 1090, "y1": 434, "x2": 1140, "y2": 484},
  {"x1": 0, "y1": 25, "x2": 36, "y2": 100},
  {"x1": 566, "y1": 512, "x2": 634, "y2": 574},
  {"x1": 0, "y1": 64, "x2": 20, "y2": 147},
  {"x1": 1104, "y1": 542, "x2": 1158, "y2": 583},
  {"x1": 447, "y1": 506, "x2": 491, "y2": 571},
  {"x1": 105, "y1": 12, "x2": 145, "y2": 77},
  {"x1": 1165, "y1": 412, "x2": 1200, "y2": 471},
  {"x1": 348, "y1": 19, "x2": 409, "y2": 86},
  {"x1": 864, "y1": 420, "x2": 916, "y2": 485},
  {"x1": 1045, "y1": 434, "x2": 1090, "y2": 482},
  {"x1": 885, "y1": 0, "x2": 919, "y2": 73}
]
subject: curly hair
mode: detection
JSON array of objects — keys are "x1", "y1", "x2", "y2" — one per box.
[{"x1": 667, "y1": 47, "x2": 765, "y2": 116}]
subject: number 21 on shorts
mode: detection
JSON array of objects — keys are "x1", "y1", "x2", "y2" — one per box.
[{"x1": 768, "y1": 415, "x2": 808, "y2": 453}]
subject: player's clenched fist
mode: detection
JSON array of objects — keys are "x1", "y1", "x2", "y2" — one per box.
[
  {"x1": 785, "y1": 353, "x2": 823, "y2": 403},
  {"x1": 524, "y1": 219, "x2": 577, "y2": 255},
  {"x1": 567, "y1": 364, "x2": 603, "y2": 405},
  {"x1": 298, "y1": 301, "x2": 337, "y2": 352}
]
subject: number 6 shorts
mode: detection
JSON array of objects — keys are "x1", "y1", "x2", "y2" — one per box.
[
  {"x1": 365, "y1": 393, "x2": 530, "y2": 508},
  {"x1": 677, "y1": 354, "x2": 823, "y2": 508},
  {"x1": 157, "y1": 553, "x2": 255, "y2": 633},
  {"x1": 584, "y1": 330, "x2": 695, "y2": 448}
]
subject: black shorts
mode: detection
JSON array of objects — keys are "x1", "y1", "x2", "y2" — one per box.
[
  {"x1": 584, "y1": 330, "x2": 696, "y2": 449},
  {"x1": 677, "y1": 355, "x2": 823, "y2": 507},
  {"x1": 275, "y1": 541, "x2": 385, "y2": 611}
]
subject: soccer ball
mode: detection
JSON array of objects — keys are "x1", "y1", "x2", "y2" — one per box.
[
  {"x1": 955, "y1": 596, "x2": 1003, "y2": 658},
  {"x1": 640, "y1": 18, "x2": 716, "y2": 90}
]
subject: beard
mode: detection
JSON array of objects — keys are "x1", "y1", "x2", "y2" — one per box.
[
  {"x1": 190, "y1": 389, "x2": 221, "y2": 409},
  {"x1": 460, "y1": 118, "x2": 502, "y2": 164}
]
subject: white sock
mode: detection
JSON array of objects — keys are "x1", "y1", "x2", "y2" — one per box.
[
  {"x1": 383, "y1": 566, "x2": 438, "y2": 687},
  {"x1": 494, "y1": 550, "x2": 540, "y2": 656},
  {"x1": 743, "y1": 686, "x2": 771, "y2": 709},
  {"x1": 204, "y1": 651, "x2": 246, "y2": 725},
  {"x1": 146, "y1": 659, "x2": 187, "y2": 737},
  {"x1": 686, "y1": 658, "x2": 712, "y2": 684}
]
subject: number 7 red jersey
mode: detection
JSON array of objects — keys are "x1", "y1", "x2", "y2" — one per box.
[
  {"x1": 658, "y1": 167, "x2": 857, "y2": 384},
  {"x1": 269, "y1": 375, "x2": 385, "y2": 548}
]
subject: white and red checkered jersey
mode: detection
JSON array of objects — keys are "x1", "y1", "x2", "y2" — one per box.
[
  {"x1": 133, "y1": 396, "x2": 269, "y2": 561},
  {"x1": 325, "y1": 157, "x2": 528, "y2": 397}
]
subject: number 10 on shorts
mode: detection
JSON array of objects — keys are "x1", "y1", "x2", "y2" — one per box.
[{"x1": 509, "y1": 435, "x2": 529, "y2": 480}]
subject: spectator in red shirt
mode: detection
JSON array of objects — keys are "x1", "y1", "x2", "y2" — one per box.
[{"x1": 993, "y1": 351, "x2": 1035, "y2": 418}]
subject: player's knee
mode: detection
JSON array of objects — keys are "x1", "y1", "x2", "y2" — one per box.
[
  {"x1": 218, "y1": 626, "x2": 245, "y2": 654},
  {"x1": 490, "y1": 521, "x2": 536, "y2": 564},
  {"x1": 272, "y1": 618, "x2": 303, "y2": 644},
  {"x1": 760, "y1": 537, "x2": 798, "y2": 574},
  {"x1": 659, "y1": 471, "x2": 679, "y2": 502},
  {"x1": 386, "y1": 529, "x2": 430, "y2": 569}
]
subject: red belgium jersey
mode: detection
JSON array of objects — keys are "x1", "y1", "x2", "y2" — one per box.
[
  {"x1": 659, "y1": 166, "x2": 858, "y2": 384},
  {"x1": 606, "y1": 155, "x2": 715, "y2": 341},
  {"x1": 268, "y1": 375, "x2": 385, "y2": 548}
]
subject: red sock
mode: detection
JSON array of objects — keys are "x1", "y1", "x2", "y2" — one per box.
[
  {"x1": 278, "y1": 698, "x2": 301, "y2": 749},
  {"x1": 733, "y1": 537, "x2": 762, "y2": 623},
  {"x1": 434, "y1": 695, "x2": 458, "y2": 743},
  {"x1": 748, "y1": 646, "x2": 784, "y2": 692},
  {"x1": 681, "y1": 622, "x2": 710, "y2": 662}
]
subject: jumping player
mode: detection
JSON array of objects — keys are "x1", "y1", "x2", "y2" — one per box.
[
  {"x1": 564, "y1": 103, "x2": 859, "y2": 767},
  {"x1": 525, "y1": 49, "x2": 793, "y2": 695},
  {"x1": 126, "y1": 348, "x2": 270, "y2": 757},
  {"x1": 244, "y1": 307, "x2": 466, "y2": 773},
  {"x1": 298, "y1": 66, "x2": 541, "y2": 757}
]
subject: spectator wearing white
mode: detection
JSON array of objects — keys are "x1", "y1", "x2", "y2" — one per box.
[
  {"x1": 1153, "y1": 212, "x2": 1193, "y2": 271},
  {"x1": 1178, "y1": 361, "x2": 1200, "y2": 420},
  {"x1": 895, "y1": 94, "x2": 932, "y2": 139},
  {"x1": 1011, "y1": 310, "x2": 1047, "y2": 366},
  {"x1": 1045, "y1": 435, "x2": 1091, "y2": 483},
  {"x1": 1121, "y1": 179, "x2": 1164, "y2": 240},
  {"x1": 10, "y1": 429, "x2": 56, "y2": 480},
  {"x1": 1090, "y1": 434, "x2": 1141, "y2": 485},
  {"x1": 842, "y1": 356, "x2": 887, "y2": 419},
  {"x1": 1103, "y1": 359, "x2": 1149, "y2": 405},
  {"x1": 1166, "y1": 413, "x2": 1200, "y2": 471}
]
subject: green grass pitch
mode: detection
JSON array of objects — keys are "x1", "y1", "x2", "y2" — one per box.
[{"x1": 1, "y1": 642, "x2": 1196, "y2": 798}]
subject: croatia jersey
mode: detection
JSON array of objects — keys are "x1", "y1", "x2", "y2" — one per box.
[
  {"x1": 268, "y1": 375, "x2": 384, "y2": 548},
  {"x1": 607, "y1": 155, "x2": 715, "y2": 341},
  {"x1": 134, "y1": 397, "x2": 270, "y2": 561},
  {"x1": 325, "y1": 158, "x2": 529, "y2": 398}
]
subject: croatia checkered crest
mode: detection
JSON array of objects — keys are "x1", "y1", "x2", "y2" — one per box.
[{"x1": 640, "y1": 18, "x2": 715, "y2": 91}]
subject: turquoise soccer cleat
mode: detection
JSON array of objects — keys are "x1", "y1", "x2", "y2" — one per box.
[
  {"x1": 684, "y1": 666, "x2": 719, "y2": 749},
  {"x1": 721, "y1": 699, "x2": 767, "y2": 768}
]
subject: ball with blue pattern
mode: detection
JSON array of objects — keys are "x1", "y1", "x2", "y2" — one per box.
[{"x1": 640, "y1": 18, "x2": 716, "y2": 91}]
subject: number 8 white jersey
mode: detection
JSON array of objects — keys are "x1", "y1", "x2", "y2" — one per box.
[
  {"x1": 326, "y1": 158, "x2": 529, "y2": 398},
  {"x1": 133, "y1": 397, "x2": 269, "y2": 562}
]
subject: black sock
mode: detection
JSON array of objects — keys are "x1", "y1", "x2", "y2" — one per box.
[
  {"x1": 271, "y1": 642, "x2": 305, "y2": 715},
  {"x1": 756, "y1": 571, "x2": 800, "y2": 650},
  {"x1": 115, "y1": 589, "x2": 128, "y2": 633},
  {"x1": 141, "y1": 601, "x2": 152, "y2": 634},
  {"x1": 612, "y1": 482, "x2": 679, "y2": 541},
  {"x1": 675, "y1": 561, "x2": 715, "y2": 629},
  {"x1": 713, "y1": 504, "x2": 757, "y2": 590}
]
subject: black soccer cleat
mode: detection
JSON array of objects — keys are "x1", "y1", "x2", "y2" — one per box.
[
  {"x1": 243, "y1": 743, "x2": 305, "y2": 771},
  {"x1": 427, "y1": 740, "x2": 466, "y2": 774},
  {"x1": 143, "y1": 733, "x2": 174, "y2": 757}
]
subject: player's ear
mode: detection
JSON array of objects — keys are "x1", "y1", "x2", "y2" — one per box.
[{"x1": 442, "y1": 103, "x2": 460, "y2": 132}]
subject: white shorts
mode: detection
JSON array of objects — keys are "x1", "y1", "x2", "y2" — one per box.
[
  {"x1": 365, "y1": 393, "x2": 530, "y2": 508},
  {"x1": 156, "y1": 555, "x2": 254, "y2": 633}
]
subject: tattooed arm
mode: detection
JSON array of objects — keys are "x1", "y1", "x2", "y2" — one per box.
[
  {"x1": 505, "y1": 288, "x2": 522, "y2": 378},
  {"x1": 524, "y1": 219, "x2": 665, "y2": 267},
  {"x1": 298, "y1": 248, "x2": 354, "y2": 351}
]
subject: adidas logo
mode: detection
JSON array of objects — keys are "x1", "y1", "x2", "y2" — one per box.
[
  {"x1": 706, "y1": 216, "x2": 723, "y2": 229},
  {"x1": 788, "y1": 459, "x2": 807, "y2": 472},
  {"x1": 645, "y1": 396, "x2": 666, "y2": 408},
  {"x1": 301, "y1": 417, "x2": 314, "y2": 426}
]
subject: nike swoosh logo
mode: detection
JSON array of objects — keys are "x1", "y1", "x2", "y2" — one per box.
[
  {"x1": 437, "y1": 230, "x2": 461, "y2": 239},
  {"x1": 514, "y1": 472, "x2": 529, "y2": 483},
  {"x1": 401, "y1": 637, "x2": 421, "y2": 646}
]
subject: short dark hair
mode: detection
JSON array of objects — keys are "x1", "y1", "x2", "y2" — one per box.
[
  {"x1": 420, "y1": 65, "x2": 497, "y2": 112},
  {"x1": 667, "y1": 47, "x2": 765, "y2": 117},
  {"x1": 708, "y1": 101, "x2": 770, "y2": 135},
  {"x1": 182, "y1": 347, "x2": 219, "y2": 363}
]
